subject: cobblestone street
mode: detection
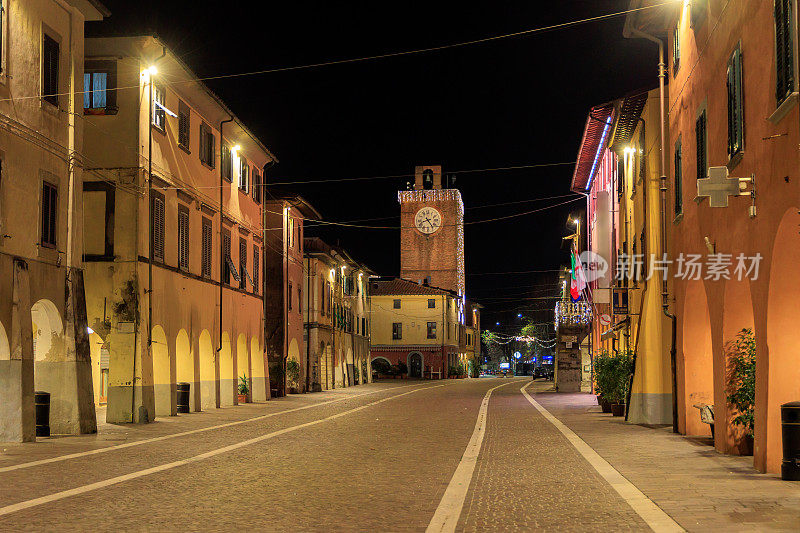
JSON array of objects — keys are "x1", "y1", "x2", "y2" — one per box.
[{"x1": 0, "y1": 378, "x2": 797, "y2": 532}]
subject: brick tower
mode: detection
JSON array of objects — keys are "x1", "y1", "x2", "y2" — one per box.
[{"x1": 398, "y1": 165, "x2": 465, "y2": 296}]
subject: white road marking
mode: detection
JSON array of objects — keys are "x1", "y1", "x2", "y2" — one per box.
[
  {"x1": 520, "y1": 383, "x2": 685, "y2": 533},
  {"x1": 426, "y1": 379, "x2": 524, "y2": 533},
  {"x1": 0, "y1": 383, "x2": 426, "y2": 473},
  {"x1": 0, "y1": 383, "x2": 448, "y2": 518}
]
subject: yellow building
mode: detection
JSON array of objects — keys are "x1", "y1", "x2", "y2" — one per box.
[
  {"x1": 369, "y1": 278, "x2": 461, "y2": 378},
  {"x1": 463, "y1": 302, "x2": 482, "y2": 377},
  {"x1": 0, "y1": 0, "x2": 108, "y2": 442},
  {"x1": 304, "y1": 238, "x2": 373, "y2": 390},
  {"x1": 571, "y1": 89, "x2": 672, "y2": 424},
  {"x1": 82, "y1": 36, "x2": 274, "y2": 423}
]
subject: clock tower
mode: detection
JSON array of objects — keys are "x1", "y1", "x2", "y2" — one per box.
[{"x1": 398, "y1": 165, "x2": 465, "y2": 296}]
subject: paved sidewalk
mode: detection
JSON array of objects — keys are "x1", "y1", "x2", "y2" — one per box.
[
  {"x1": 531, "y1": 381, "x2": 800, "y2": 532},
  {"x1": 0, "y1": 383, "x2": 407, "y2": 470}
]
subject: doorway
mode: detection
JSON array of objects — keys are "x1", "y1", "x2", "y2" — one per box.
[{"x1": 408, "y1": 352, "x2": 423, "y2": 378}]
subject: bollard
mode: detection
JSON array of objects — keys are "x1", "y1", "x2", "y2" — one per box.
[
  {"x1": 781, "y1": 401, "x2": 800, "y2": 481},
  {"x1": 35, "y1": 391, "x2": 50, "y2": 437},
  {"x1": 176, "y1": 382, "x2": 191, "y2": 413}
]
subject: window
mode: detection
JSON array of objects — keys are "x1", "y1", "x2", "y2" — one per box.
[
  {"x1": 84, "y1": 60, "x2": 117, "y2": 114},
  {"x1": 0, "y1": 0, "x2": 4, "y2": 75},
  {"x1": 239, "y1": 238, "x2": 247, "y2": 290},
  {"x1": 298, "y1": 288, "x2": 302, "y2": 314},
  {"x1": 178, "y1": 100, "x2": 190, "y2": 150},
  {"x1": 695, "y1": 109, "x2": 707, "y2": 180},
  {"x1": 287, "y1": 216, "x2": 294, "y2": 248},
  {"x1": 40, "y1": 182, "x2": 57, "y2": 248},
  {"x1": 320, "y1": 279, "x2": 325, "y2": 315},
  {"x1": 178, "y1": 205, "x2": 189, "y2": 271},
  {"x1": 726, "y1": 46, "x2": 745, "y2": 161},
  {"x1": 253, "y1": 245, "x2": 260, "y2": 294},
  {"x1": 221, "y1": 145, "x2": 232, "y2": 181},
  {"x1": 252, "y1": 169, "x2": 261, "y2": 203},
  {"x1": 42, "y1": 34, "x2": 59, "y2": 107},
  {"x1": 616, "y1": 158, "x2": 624, "y2": 200},
  {"x1": 362, "y1": 317, "x2": 365, "y2": 335},
  {"x1": 222, "y1": 230, "x2": 231, "y2": 284},
  {"x1": 151, "y1": 192, "x2": 165, "y2": 262},
  {"x1": 672, "y1": 27, "x2": 680, "y2": 75},
  {"x1": 427, "y1": 321, "x2": 437, "y2": 339},
  {"x1": 393, "y1": 299, "x2": 401, "y2": 309},
  {"x1": 239, "y1": 158, "x2": 249, "y2": 192},
  {"x1": 392, "y1": 322, "x2": 402, "y2": 340},
  {"x1": 422, "y1": 169, "x2": 433, "y2": 189},
  {"x1": 201, "y1": 218, "x2": 212, "y2": 278},
  {"x1": 288, "y1": 282, "x2": 293, "y2": 311},
  {"x1": 151, "y1": 83, "x2": 165, "y2": 131},
  {"x1": 775, "y1": 0, "x2": 795, "y2": 105},
  {"x1": 199, "y1": 123, "x2": 215, "y2": 168},
  {"x1": 428, "y1": 298, "x2": 436, "y2": 309},
  {"x1": 674, "y1": 136, "x2": 683, "y2": 216}
]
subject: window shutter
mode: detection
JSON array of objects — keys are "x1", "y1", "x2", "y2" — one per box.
[
  {"x1": 674, "y1": 137, "x2": 683, "y2": 216},
  {"x1": 178, "y1": 100, "x2": 190, "y2": 149},
  {"x1": 775, "y1": 0, "x2": 795, "y2": 104},
  {"x1": 239, "y1": 238, "x2": 247, "y2": 289},
  {"x1": 695, "y1": 111, "x2": 707, "y2": 180},
  {"x1": 252, "y1": 244, "x2": 259, "y2": 293},
  {"x1": 152, "y1": 194, "x2": 165, "y2": 262},
  {"x1": 201, "y1": 219, "x2": 212, "y2": 277},
  {"x1": 178, "y1": 206, "x2": 189, "y2": 270}
]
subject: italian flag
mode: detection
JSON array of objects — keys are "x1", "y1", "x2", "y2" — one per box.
[{"x1": 570, "y1": 243, "x2": 586, "y2": 302}]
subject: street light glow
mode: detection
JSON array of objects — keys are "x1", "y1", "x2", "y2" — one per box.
[{"x1": 147, "y1": 65, "x2": 158, "y2": 76}]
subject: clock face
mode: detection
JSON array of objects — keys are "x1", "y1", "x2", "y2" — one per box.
[{"x1": 414, "y1": 207, "x2": 442, "y2": 234}]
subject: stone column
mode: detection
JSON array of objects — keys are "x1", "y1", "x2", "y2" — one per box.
[{"x1": 1, "y1": 259, "x2": 35, "y2": 442}]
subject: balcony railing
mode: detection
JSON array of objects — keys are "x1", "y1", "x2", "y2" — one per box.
[{"x1": 555, "y1": 299, "x2": 592, "y2": 329}]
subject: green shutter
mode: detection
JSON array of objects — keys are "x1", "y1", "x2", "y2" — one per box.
[{"x1": 675, "y1": 137, "x2": 683, "y2": 216}]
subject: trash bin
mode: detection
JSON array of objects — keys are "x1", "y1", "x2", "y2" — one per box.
[
  {"x1": 176, "y1": 382, "x2": 191, "y2": 413},
  {"x1": 35, "y1": 391, "x2": 50, "y2": 437},
  {"x1": 781, "y1": 401, "x2": 800, "y2": 481}
]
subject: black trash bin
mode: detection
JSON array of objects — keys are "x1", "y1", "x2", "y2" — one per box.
[
  {"x1": 35, "y1": 391, "x2": 50, "y2": 437},
  {"x1": 781, "y1": 401, "x2": 800, "y2": 481},
  {"x1": 176, "y1": 382, "x2": 191, "y2": 413}
]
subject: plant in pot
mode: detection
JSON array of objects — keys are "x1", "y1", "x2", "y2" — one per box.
[
  {"x1": 457, "y1": 362, "x2": 466, "y2": 378},
  {"x1": 397, "y1": 361, "x2": 408, "y2": 379},
  {"x1": 286, "y1": 358, "x2": 301, "y2": 394},
  {"x1": 607, "y1": 352, "x2": 633, "y2": 417},
  {"x1": 726, "y1": 328, "x2": 756, "y2": 455},
  {"x1": 237, "y1": 375, "x2": 249, "y2": 404},
  {"x1": 593, "y1": 352, "x2": 612, "y2": 413}
]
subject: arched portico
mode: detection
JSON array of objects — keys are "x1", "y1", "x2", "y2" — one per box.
[{"x1": 681, "y1": 281, "x2": 714, "y2": 436}]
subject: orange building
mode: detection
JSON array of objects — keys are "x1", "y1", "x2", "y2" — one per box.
[{"x1": 626, "y1": 0, "x2": 800, "y2": 474}]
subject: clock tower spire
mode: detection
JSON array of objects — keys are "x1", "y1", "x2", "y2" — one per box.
[{"x1": 398, "y1": 165, "x2": 465, "y2": 296}]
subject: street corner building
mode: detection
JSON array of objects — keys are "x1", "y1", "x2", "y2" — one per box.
[
  {"x1": 303, "y1": 238, "x2": 373, "y2": 392},
  {"x1": 81, "y1": 35, "x2": 276, "y2": 422},
  {"x1": 0, "y1": 0, "x2": 109, "y2": 442}
]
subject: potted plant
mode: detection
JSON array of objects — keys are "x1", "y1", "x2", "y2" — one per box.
[
  {"x1": 286, "y1": 358, "x2": 301, "y2": 394},
  {"x1": 726, "y1": 328, "x2": 756, "y2": 455},
  {"x1": 593, "y1": 353, "x2": 613, "y2": 413},
  {"x1": 397, "y1": 361, "x2": 408, "y2": 379},
  {"x1": 237, "y1": 375, "x2": 249, "y2": 404},
  {"x1": 608, "y1": 352, "x2": 633, "y2": 417}
]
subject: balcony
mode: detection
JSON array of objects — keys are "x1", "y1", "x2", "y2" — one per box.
[{"x1": 555, "y1": 299, "x2": 592, "y2": 329}]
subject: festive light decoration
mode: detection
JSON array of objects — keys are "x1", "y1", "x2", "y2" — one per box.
[{"x1": 554, "y1": 299, "x2": 592, "y2": 329}]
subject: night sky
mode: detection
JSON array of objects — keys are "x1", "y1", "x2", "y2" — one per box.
[{"x1": 88, "y1": 0, "x2": 657, "y2": 330}]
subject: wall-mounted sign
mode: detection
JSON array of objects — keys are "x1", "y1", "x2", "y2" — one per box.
[
  {"x1": 613, "y1": 288, "x2": 629, "y2": 315},
  {"x1": 499, "y1": 362, "x2": 510, "y2": 369}
]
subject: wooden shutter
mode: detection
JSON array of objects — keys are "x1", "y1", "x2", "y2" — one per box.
[
  {"x1": 222, "y1": 231, "x2": 231, "y2": 284},
  {"x1": 178, "y1": 205, "x2": 189, "y2": 270},
  {"x1": 201, "y1": 218, "x2": 212, "y2": 277},
  {"x1": 775, "y1": 0, "x2": 795, "y2": 104},
  {"x1": 726, "y1": 46, "x2": 744, "y2": 157},
  {"x1": 42, "y1": 35, "x2": 59, "y2": 106},
  {"x1": 41, "y1": 182, "x2": 57, "y2": 247},
  {"x1": 152, "y1": 193, "x2": 165, "y2": 262},
  {"x1": 695, "y1": 111, "x2": 707, "y2": 180},
  {"x1": 221, "y1": 145, "x2": 231, "y2": 181},
  {"x1": 239, "y1": 238, "x2": 247, "y2": 289},
  {"x1": 252, "y1": 244, "x2": 259, "y2": 293},
  {"x1": 178, "y1": 100, "x2": 190, "y2": 149},
  {"x1": 674, "y1": 137, "x2": 683, "y2": 215}
]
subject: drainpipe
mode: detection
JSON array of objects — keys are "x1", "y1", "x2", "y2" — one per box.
[
  {"x1": 218, "y1": 116, "x2": 233, "y2": 360},
  {"x1": 262, "y1": 160, "x2": 275, "y2": 398},
  {"x1": 305, "y1": 256, "x2": 311, "y2": 392},
  {"x1": 629, "y1": 28, "x2": 678, "y2": 433},
  {"x1": 143, "y1": 45, "x2": 166, "y2": 421}
]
